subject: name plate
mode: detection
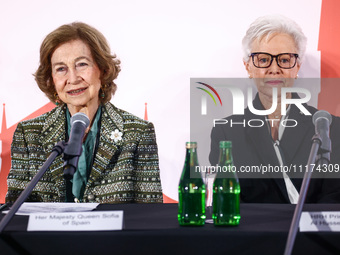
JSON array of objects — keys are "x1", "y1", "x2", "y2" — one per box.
[
  {"x1": 27, "y1": 211, "x2": 123, "y2": 231},
  {"x1": 300, "y1": 211, "x2": 340, "y2": 232}
]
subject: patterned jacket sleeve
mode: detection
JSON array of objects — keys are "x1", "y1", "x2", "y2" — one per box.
[
  {"x1": 6, "y1": 122, "x2": 41, "y2": 202},
  {"x1": 134, "y1": 121, "x2": 163, "y2": 203},
  {"x1": 6, "y1": 121, "x2": 57, "y2": 203}
]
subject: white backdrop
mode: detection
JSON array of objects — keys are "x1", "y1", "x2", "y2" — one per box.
[{"x1": 0, "y1": 0, "x2": 322, "y2": 201}]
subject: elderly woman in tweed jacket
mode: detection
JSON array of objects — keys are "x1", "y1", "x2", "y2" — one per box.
[{"x1": 6, "y1": 22, "x2": 163, "y2": 204}]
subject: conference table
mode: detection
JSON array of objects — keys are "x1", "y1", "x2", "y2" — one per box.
[{"x1": 1, "y1": 203, "x2": 340, "y2": 255}]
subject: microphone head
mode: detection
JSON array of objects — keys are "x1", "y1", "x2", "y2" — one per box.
[
  {"x1": 71, "y1": 112, "x2": 90, "y2": 128},
  {"x1": 312, "y1": 110, "x2": 332, "y2": 126}
]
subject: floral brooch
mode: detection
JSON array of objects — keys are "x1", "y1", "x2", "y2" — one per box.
[{"x1": 110, "y1": 129, "x2": 123, "y2": 143}]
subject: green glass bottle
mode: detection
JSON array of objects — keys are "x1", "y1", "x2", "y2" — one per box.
[
  {"x1": 178, "y1": 142, "x2": 206, "y2": 226},
  {"x1": 212, "y1": 141, "x2": 240, "y2": 226}
]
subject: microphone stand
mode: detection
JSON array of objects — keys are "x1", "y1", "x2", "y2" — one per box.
[
  {"x1": 284, "y1": 133, "x2": 331, "y2": 255},
  {"x1": 0, "y1": 141, "x2": 65, "y2": 234},
  {"x1": 0, "y1": 112, "x2": 88, "y2": 233}
]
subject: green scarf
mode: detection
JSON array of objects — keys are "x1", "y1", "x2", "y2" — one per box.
[{"x1": 66, "y1": 107, "x2": 101, "y2": 202}]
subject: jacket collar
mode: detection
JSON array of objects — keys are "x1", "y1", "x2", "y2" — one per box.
[
  {"x1": 245, "y1": 92, "x2": 311, "y2": 165},
  {"x1": 40, "y1": 103, "x2": 124, "y2": 149},
  {"x1": 40, "y1": 103, "x2": 125, "y2": 197},
  {"x1": 86, "y1": 102, "x2": 125, "y2": 190}
]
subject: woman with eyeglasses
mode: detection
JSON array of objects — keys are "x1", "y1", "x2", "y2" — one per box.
[{"x1": 209, "y1": 15, "x2": 340, "y2": 203}]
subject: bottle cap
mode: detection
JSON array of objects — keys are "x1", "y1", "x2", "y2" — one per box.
[
  {"x1": 219, "y1": 141, "x2": 232, "y2": 148},
  {"x1": 186, "y1": 142, "x2": 197, "y2": 149}
]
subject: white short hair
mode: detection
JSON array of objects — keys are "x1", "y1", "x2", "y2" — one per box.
[{"x1": 242, "y1": 15, "x2": 307, "y2": 64}]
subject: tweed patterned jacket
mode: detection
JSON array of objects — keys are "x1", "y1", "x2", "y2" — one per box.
[{"x1": 6, "y1": 102, "x2": 163, "y2": 203}]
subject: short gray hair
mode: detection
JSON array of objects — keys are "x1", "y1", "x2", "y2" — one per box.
[{"x1": 242, "y1": 15, "x2": 307, "y2": 64}]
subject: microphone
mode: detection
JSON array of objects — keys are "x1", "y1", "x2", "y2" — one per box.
[
  {"x1": 63, "y1": 112, "x2": 90, "y2": 180},
  {"x1": 312, "y1": 110, "x2": 332, "y2": 164}
]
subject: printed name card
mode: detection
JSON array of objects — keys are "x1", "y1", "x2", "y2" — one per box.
[
  {"x1": 300, "y1": 211, "x2": 340, "y2": 232},
  {"x1": 27, "y1": 211, "x2": 123, "y2": 231}
]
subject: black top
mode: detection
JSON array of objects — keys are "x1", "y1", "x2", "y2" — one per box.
[{"x1": 209, "y1": 93, "x2": 340, "y2": 203}]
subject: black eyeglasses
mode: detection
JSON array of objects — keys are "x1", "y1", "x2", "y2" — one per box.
[{"x1": 249, "y1": 52, "x2": 299, "y2": 69}]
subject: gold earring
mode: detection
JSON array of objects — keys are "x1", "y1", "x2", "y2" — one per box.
[
  {"x1": 100, "y1": 85, "x2": 108, "y2": 99},
  {"x1": 54, "y1": 93, "x2": 61, "y2": 105},
  {"x1": 100, "y1": 88, "x2": 105, "y2": 98}
]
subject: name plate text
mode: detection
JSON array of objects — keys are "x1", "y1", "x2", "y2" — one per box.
[
  {"x1": 27, "y1": 210, "x2": 123, "y2": 231},
  {"x1": 300, "y1": 211, "x2": 340, "y2": 232}
]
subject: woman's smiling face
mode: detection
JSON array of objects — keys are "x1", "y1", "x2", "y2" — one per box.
[{"x1": 51, "y1": 39, "x2": 102, "y2": 115}]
